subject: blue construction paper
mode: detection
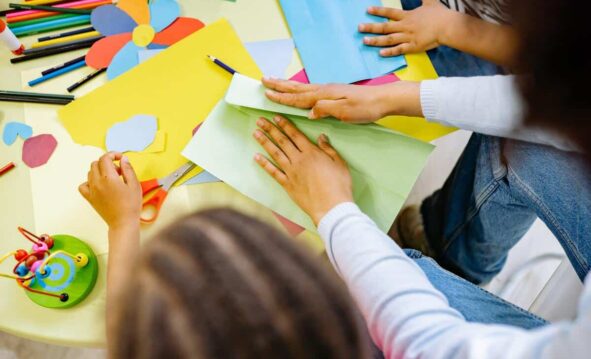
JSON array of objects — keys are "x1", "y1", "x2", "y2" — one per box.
[
  {"x1": 105, "y1": 114, "x2": 158, "y2": 153},
  {"x1": 149, "y1": 0, "x2": 180, "y2": 32},
  {"x1": 183, "y1": 171, "x2": 221, "y2": 185},
  {"x1": 245, "y1": 39, "x2": 295, "y2": 79},
  {"x1": 138, "y1": 49, "x2": 164, "y2": 63},
  {"x1": 279, "y1": 0, "x2": 407, "y2": 84},
  {"x1": 3, "y1": 122, "x2": 32, "y2": 146},
  {"x1": 107, "y1": 41, "x2": 141, "y2": 80},
  {"x1": 91, "y1": 5, "x2": 136, "y2": 36}
]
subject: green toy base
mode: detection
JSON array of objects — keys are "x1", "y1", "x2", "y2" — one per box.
[{"x1": 25, "y1": 235, "x2": 98, "y2": 309}]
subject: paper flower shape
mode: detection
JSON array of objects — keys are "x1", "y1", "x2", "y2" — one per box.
[{"x1": 86, "y1": 0, "x2": 204, "y2": 80}]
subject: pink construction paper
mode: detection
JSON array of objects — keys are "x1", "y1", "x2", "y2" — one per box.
[
  {"x1": 22, "y1": 134, "x2": 58, "y2": 168},
  {"x1": 273, "y1": 212, "x2": 305, "y2": 237},
  {"x1": 290, "y1": 69, "x2": 399, "y2": 86}
]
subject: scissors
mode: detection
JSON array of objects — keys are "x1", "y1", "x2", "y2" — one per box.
[{"x1": 140, "y1": 162, "x2": 196, "y2": 223}]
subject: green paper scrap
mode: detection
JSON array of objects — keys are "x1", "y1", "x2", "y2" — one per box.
[{"x1": 182, "y1": 74, "x2": 434, "y2": 233}]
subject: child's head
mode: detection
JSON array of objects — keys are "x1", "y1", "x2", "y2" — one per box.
[{"x1": 110, "y1": 208, "x2": 371, "y2": 358}]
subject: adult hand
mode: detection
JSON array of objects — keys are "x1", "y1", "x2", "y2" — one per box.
[
  {"x1": 79, "y1": 152, "x2": 142, "y2": 230},
  {"x1": 359, "y1": 1, "x2": 453, "y2": 57},
  {"x1": 253, "y1": 115, "x2": 353, "y2": 225}
]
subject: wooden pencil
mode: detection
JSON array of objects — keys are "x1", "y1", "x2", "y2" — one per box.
[
  {"x1": 10, "y1": 37, "x2": 98, "y2": 63},
  {"x1": 32, "y1": 30, "x2": 100, "y2": 48},
  {"x1": 41, "y1": 54, "x2": 86, "y2": 75},
  {"x1": 67, "y1": 67, "x2": 105, "y2": 92},
  {"x1": 23, "y1": 34, "x2": 101, "y2": 55}
]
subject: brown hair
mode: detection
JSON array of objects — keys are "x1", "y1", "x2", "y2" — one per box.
[{"x1": 111, "y1": 208, "x2": 371, "y2": 359}]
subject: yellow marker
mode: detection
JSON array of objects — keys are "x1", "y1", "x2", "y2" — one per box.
[{"x1": 31, "y1": 30, "x2": 101, "y2": 49}]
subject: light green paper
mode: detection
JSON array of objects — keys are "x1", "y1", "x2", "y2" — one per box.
[{"x1": 182, "y1": 75, "x2": 434, "y2": 232}]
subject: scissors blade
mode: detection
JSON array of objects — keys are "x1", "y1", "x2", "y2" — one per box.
[{"x1": 159, "y1": 162, "x2": 197, "y2": 190}]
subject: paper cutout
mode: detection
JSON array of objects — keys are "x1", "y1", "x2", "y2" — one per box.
[
  {"x1": 3, "y1": 122, "x2": 33, "y2": 146},
  {"x1": 279, "y1": 0, "x2": 406, "y2": 84},
  {"x1": 245, "y1": 39, "x2": 294, "y2": 79},
  {"x1": 59, "y1": 19, "x2": 263, "y2": 182},
  {"x1": 22, "y1": 134, "x2": 58, "y2": 168},
  {"x1": 273, "y1": 212, "x2": 305, "y2": 237},
  {"x1": 182, "y1": 74, "x2": 434, "y2": 232},
  {"x1": 291, "y1": 69, "x2": 398, "y2": 86},
  {"x1": 88, "y1": 0, "x2": 203, "y2": 79},
  {"x1": 144, "y1": 131, "x2": 166, "y2": 153},
  {"x1": 183, "y1": 171, "x2": 221, "y2": 185},
  {"x1": 138, "y1": 49, "x2": 163, "y2": 63},
  {"x1": 149, "y1": 0, "x2": 180, "y2": 32},
  {"x1": 105, "y1": 114, "x2": 158, "y2": 153}
]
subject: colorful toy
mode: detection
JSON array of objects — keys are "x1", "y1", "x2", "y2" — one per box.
[{"x1": 0, "y1": 227, "x2": 98, "y2": 309}]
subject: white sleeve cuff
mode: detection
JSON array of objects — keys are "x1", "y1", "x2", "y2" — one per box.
[
  {"x1": 420, "y1": 79, "x2": 440, "y2": 122},
  {"x1": 317, "y1": 202, "x2": 362, "y2": 243}
]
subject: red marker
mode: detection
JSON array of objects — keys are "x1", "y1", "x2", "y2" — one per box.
[
  {"x1": 0, "y1": 162, "x2": 16, "y2": 176},
  {"x1": 0, "y1": 19, "x2": 24, "y2": 55}
]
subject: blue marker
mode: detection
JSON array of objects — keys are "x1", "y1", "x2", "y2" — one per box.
[{"x1": 28, "y1": 60, "x2": 86, "y2": 87}]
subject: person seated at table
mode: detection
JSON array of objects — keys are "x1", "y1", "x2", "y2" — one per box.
[{"x1": 79, "y1": 152, "x2": 373, "y2": 359}]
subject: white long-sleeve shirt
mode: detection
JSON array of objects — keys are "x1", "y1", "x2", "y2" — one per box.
[
  {"x1": 420, "y1": 75, "x2": 579, "y2": 152},
  {"x1": 318, "y1": 202, "x2": 590, "y2": 359}
]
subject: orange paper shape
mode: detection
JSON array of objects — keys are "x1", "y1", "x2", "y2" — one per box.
[
  {"x1": 153, "y1": 17, "x2": 205, "y2": 46},
  {"x1": 117, "y1": 0, "x2": 149, "y2": 25}
]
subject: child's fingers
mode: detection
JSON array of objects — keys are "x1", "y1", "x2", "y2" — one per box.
[
  {"x1": 262, "y1": 77, "x2": 318, "y2": 94},
  {"x1": 90, "y1": 161, "x2": 101, "y2": 184},
  {"x1": 367, "y1": 6, "x2": 404, "y2": 20},
  {"x1": 380, "y1": 44, "x2": 412, "y2": 57},
  {"x1": 78, "y1": 182, "x2": 90, "y2": 199},
  {"x1": 265, "y1": 90, "x2": 318, "y2": 109},
  {"x1": 364, "y1": 33, "x2": 408, "y2": 47},
  {"x1": 253, "y1": 129, "x2": 290, "y2": 168},
  {"x1": 119, "y1": 155, "x2": 139, "y2": 187},
  {"x1": 318, "y1": 134, "x2": 344, "y2": 163},
  {"x1": 272, "y1": 115, "x2": 311, "y2": 150},
  {"x1": 358, "y1": 21, "x2": 402, "y2": 34},
  {"x1": 98, "y1": 152, "x2": 121, "y2": 178},
  {"x1": 254, "y1": 153, "x2": 288, "y2": 186},
  {"x1": 256, "y1": 117, "x2": 300, "y2": 156},
  {"x1": 310, "y1": 99, "x2": 346, "y2": 120}
]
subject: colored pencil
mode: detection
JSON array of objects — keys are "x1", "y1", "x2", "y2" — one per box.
[
  {"x1": 0, "y1": 162, "x2": 16, "y2": 177},
  {"x1": 10, "y1": 37, "x2": 97, "y2": 63},
  {"x1": 8, "y1": 14, "x2": 77, "y2": 29},
  {"x1": 7, "y1": 0, "x2": 107, "y2": 19},
  {"x1": 207, "y1": 55, "x2": 238, "y2": 75},
  {"x1": 41, "y1": 54, "x2": 85, "y2": 75},
  {"x1": 29, "y1": 59, "x2": 86, "y2": 86},
  {"x1": 0, "y1": 90, "x2": 73, "y2": 100},
  {"x1": 9, "y1": 3, "x2": 93, "y2": 15},
  {"x1": 32, "y1": 30, "x2": 99, "y2": 48},
  {"x1": 0, "y1": 90, "x2": 74, "y2": 105},
  {"x1": 37, "y1": 26, "x2": 94, "y2": 41},
  {"x1": 67, "y1": 67, "x2": 105, "y2": 92},
  {"x1": 11, "y1": 15, "x2": 91, "y2": 37},
  {"x1": 7, "y1": 1, "x2": 109, "y2": 24},
  {"x1": 23, "y1": 34, "x2": 101, "y2": 54},
  {"x1": 22, "y1": 0, "x2": 91, "y2": 7}
]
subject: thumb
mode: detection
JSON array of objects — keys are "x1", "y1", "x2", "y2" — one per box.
[
  {"x1": 309, "y1": 100, "x2": 343, "y2": 120},
  {"x1": 120, "y1": 156, "x2": 139, "y2": 186},
  {"x1": 317, "y1": 134, "x2": 342, "y2": 162}
]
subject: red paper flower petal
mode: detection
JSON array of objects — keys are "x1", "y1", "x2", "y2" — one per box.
[
  {"x1": 86, "y1": 33, "x2": 133, "y2": 70},
  {"x1": 152, "y1": 17, "x2": 205, "y2": 46}
]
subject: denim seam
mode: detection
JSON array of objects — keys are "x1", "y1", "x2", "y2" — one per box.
[
  {"x1": 421, "y1": 256, "x2": 549, "y2": 324},
  {"x1": 508, "y1": 164, "x2": 589, "y2": 276}
]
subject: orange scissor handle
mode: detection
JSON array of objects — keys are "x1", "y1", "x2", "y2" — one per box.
[
  {"x1": 141, "y1": 178, "x2": 161, "y2": 195},
  {"x1": 141, "y1": 189, "x2": 168, "y2": 224}
]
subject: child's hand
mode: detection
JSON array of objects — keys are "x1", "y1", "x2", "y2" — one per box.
[
  {"x1": 253, "y1": 115, "x2": 353, "y2": 225},
  {"x1": 79, "y1": 152, "x2": 142, "y2": 230},
  {"x1": 263, "y1": 77, "x2": 393, "y2": 123},
  {"x1": 359, "y1": 1, "x2": 453, "y2": 57}
]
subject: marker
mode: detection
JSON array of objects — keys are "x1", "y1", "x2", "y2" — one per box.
[
  {"x1": 28, "y1": 59, "x2": 86, "y2": 87},
  {"x1": 0, "y1": 162, "x2": 16, "y2": 177},
  {"x1": 67, "y1": 67, "x2": 105, "y2": 92},
  {"x1": 207, "y1": 55, "x2": 237, "y2": 75},
  {"x1": 41, "y1": 54, "x2": 86, "y2": 75},
  {"x1": 0, "y1": 19, "x2": 24, "y2": 55}
]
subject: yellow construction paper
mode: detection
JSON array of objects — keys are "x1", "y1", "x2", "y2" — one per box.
[
  {"x1": 144, "y1": 131, "x2": 167, "y2": 153},
  {"x1": 58, "y1": 19, "x2": 263, "y2": 182},
  {"x1": 379, "y1": 52, "x2": 456, "y2": 142}
]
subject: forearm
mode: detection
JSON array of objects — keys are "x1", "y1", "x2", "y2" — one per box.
[
  {"x1": 440, "y1": 11, "x2": 518, "y2": 67},
  {"x1": 106, "y1": 223, "x2": 140, "y2": 348}
]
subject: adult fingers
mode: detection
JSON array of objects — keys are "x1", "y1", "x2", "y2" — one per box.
[
  {"x1": 119, "y1": 155, "x2": 139, "y2": 187},
  {"x1": 363, "y1": 33, "x2": 408, "y2": 47},
  {"x1": 310, "y1": 99, "x2": 347, "y2": 120},
  {"x1": 98, "y1": 152, "x2": 122, "y2": 178},
  {"x1": 262, "y1": 77, "x2": 318, "y2": 94},
  {"x1": 380, "y1": 43, "x2": 413, "y2": 57},
  {"x1": 265, "y1": 90, "x2": 319, "y2": 109},
  {"x1": 254, "y1": 153, "x2": 288, "y2": 186},
  {"x1": 256, "y1": 117, "x2": 300, "y2": 156},
  {"x1": 78, "y1": 182, "x2": 90, "y2": 200},
  {"x1": 358, "y1": 21, "x2": 402, "y2": 34},
  {"x1": 317, "y1": 134, "x2": 344, "y2": 163},
  {"x1": 253, "y1": 129, "x2": 290, "y2": 168},
  {"x1": 272, "y1": 115, "x2": 311, "y2": 150},
  {"x1": 367, "y1": 6, "x2": 404, "y2": 20}
]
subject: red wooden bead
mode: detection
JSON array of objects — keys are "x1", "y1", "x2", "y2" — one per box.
[{"x1": 14, "y1": 249, "x2": 28, "y2": 261}]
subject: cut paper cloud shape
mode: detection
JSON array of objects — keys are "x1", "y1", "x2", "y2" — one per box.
[
  {"x1": 106, "y1": 114, "x2": 158, "y2": 153},
  {"x1": 22, "y1": 134, "x2": 58, "y2": 168},
  {"x1": 3, "y1": 121, "x2": 33, "y2": 146},
  {"x1": 86, "y1": 0, "x2": 205, "y2": 80}
]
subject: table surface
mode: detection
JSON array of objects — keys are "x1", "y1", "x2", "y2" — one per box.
[{"x1": 0, "y1": 0, "x2": 419, "y2": 347}]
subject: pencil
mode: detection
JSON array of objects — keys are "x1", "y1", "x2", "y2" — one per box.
[
  {"x1": 32, "y1": 30, "x2": 100, "y2": 48},
  {"x1": 37, "y1": 26, "x2": 94, "y2": 42},
  {"x1": 41, "y1": 54, "x2": 86, "y2": 75},
  {"x1": 207, "y1": 55, "x2": 238, "y2": 75},
  {"x1": 23, "y1": 35, "x2": 102, "y2": 55},
  {"x1": 29, "y1": 59, "x2": 86, "y2": 86},
  {"x1": 0, "y1": 162, "x2": 16, "y2": 177},
  {"x1": 0, "y1": 90, "x2": 74, "y2": 100},
  {"x1": 9, "y1": 4, "x2": 93, "y2": 15},
  {"x1": 10, "y1": 37, "x2": 98, "y2": 63},
  {"x1": 67, "y1": 67, "x2": 105, "y2": 92},
  {"x1": 11, "y1": 15, "x2": 91, "y2": 37},
  {"x1": 0, "y1": 91, "x2": 74, "y2": 105},
  {"x1": 7, "y1": 1, "x2": 109, "y2": 23},
  {"x1": 8, "y1": 14, "x2": 77, "y2": 29},
  {"x1": 7, "y1": 0, "x2": 107, "y2": 18}
]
